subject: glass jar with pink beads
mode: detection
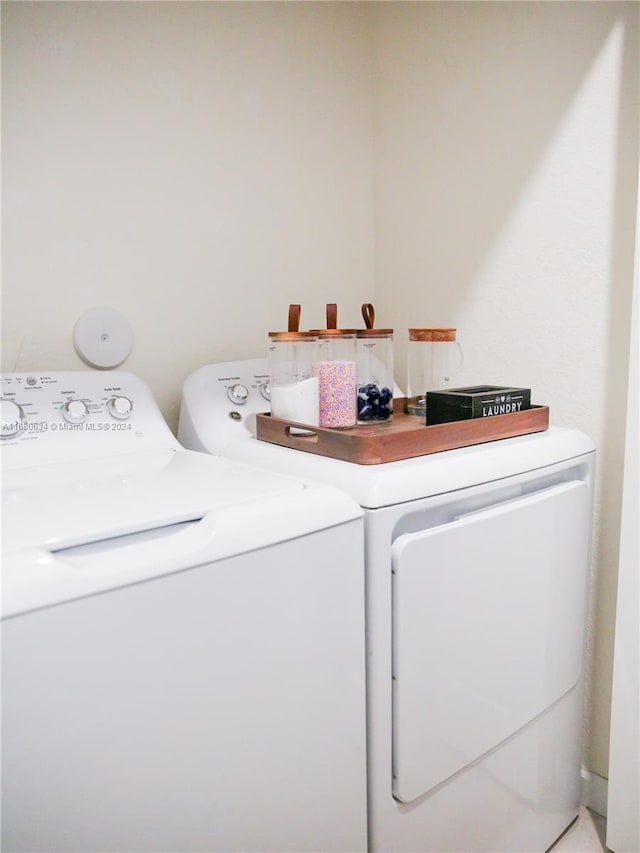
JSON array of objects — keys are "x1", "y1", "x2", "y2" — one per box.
[{"x1": 314, "y1": 328, "x2": 358, "y2": 430}]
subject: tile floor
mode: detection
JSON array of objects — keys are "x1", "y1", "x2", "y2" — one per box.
[{"x1": 550, "y1": 806, "x2": 608, "y2": 852}]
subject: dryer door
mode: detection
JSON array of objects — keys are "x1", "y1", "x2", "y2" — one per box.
[{"x1": 391, "y1": 480, "x2": 590, "y2": 804}]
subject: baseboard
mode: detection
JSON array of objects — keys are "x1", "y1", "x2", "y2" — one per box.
[{"x1": 581, "y1": 767, "x2": 608, "y2": 817}]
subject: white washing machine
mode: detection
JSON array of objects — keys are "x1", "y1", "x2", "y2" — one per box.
[
  {"x1": 179, "y1": 359, "x2": 596, "y2": 853},
  {"x1": 1, "y1": 371, "x2": 368, "y2": 853}
]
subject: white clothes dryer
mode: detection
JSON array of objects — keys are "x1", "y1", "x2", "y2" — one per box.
[
  {"x1": 1, "y1": 371, "x2": 367, "y2": 853},
  {"x1": 179, "y1": 359, "x2": 596, "y2": 853}
]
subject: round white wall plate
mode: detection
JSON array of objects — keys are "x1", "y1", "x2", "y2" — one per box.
[{"x1": 73, "y1": 307, "x2": 133, "y2": 369}]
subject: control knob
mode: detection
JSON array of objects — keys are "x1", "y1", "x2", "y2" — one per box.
[
  {"x1": 62, "y1": 399, "x2": 89, "y2": 423},
  {"x1": 1, "y1": 399, "x2": 25, "y2": 438},
  {"x1": 259, "y1": 381, "x2": 271, "y2": 401},
  {"x1": 107, "y1": 396, "x2": 133, "y2": 420},
  {"x1": 227, "y1": 383, "x2": 249, "y2": 405}
]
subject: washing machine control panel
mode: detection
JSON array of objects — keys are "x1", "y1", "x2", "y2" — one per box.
[{"x1": 1, "y1": 372, "x2": 177, "y2": 467}]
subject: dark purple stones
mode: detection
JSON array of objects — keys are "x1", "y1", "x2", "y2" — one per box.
[{"x1": 357, "y1": 384, "x2": 393, "y2": 421}]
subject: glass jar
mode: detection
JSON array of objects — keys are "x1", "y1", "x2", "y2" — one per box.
[
  {"x1": 314, "y1": 330, "x2": 357, "y2": 429},
  {"x1": 356, "y1": 329, "x2": 394, "y2": 423},
  {"x1": 406, "y1": 327, "x2": 463, "y2": 417},
  {"x1": 268, "y1": 331, "x2": 319, "y2": 426}
]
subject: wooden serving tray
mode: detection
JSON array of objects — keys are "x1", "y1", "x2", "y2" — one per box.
[{"x1": 255, "y1": 400, "x2": 549, "y2": 465}]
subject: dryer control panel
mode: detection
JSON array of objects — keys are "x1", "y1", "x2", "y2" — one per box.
[
  {"x1": 178, "y1": 359, "x2": 405, "y2": 455},
  {"x1": 178, "y1": 359, "x2": 272, "y2": 452},
  {"x1": 1, "y1": 372, "x2": 178, "y2": 468}
]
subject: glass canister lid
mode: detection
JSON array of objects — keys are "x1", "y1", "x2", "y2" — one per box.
[
  {"x1": 409, "y1": 327, "x2": 457, "y2": 342},
  {"x1": 313, "y1": 328, "x2": 358, "y2": 337},
  {"x1": 357, "y1": 303, "x2": 393, "y2": 337},
  {"x1": 309, "y1": 303, "x2": 358, "y2": 337},
  {"x1": 269, "y1": 330, "x2": 317, "y2": 340},
  {"x1": 269, "y1": 304, "x2": 317, "y2": 340}
]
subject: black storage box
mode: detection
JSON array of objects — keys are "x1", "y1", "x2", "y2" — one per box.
[{"x1": 426, "y1": 385, "x2": 531, "y2": 425}]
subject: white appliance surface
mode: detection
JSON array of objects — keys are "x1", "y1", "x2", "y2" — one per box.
[
  {"x1": 179, "y1": 359, "x2": 597, "y2": 853},
  {"x1": 178, "y1": 359, "x2": 595, "y2": 507},
  {"x1": 1, "y1": 371, "x2": 367, "y2": 853},
  {"x1": 391, "y1": 479, "x2": 590, "y2": 804}
]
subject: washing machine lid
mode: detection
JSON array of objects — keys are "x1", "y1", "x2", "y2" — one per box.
[
  {"x1": 219, "y1": 427, "x2": 596, "y2": 508},
  {"x1": 2, "y1": 448, "x2": 362, "y2": 618}
]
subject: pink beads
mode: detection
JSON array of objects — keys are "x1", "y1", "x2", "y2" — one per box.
[{"x1": 315, "y1": 360, "x2": 357, "y2": 428}]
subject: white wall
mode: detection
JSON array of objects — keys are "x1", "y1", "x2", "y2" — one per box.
[
  {"x1": 3, "y1": 0, "x2": 638, "y2": 786},
  {"x1": 607, "y1": 156, "x2": 639, "y2": 853},
  {"x1": 371, "y1": 1, "x2": 638, "y2": 780},
  {"x1": 1, "y1": 1, "x2": 375, "y2": 427}
]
